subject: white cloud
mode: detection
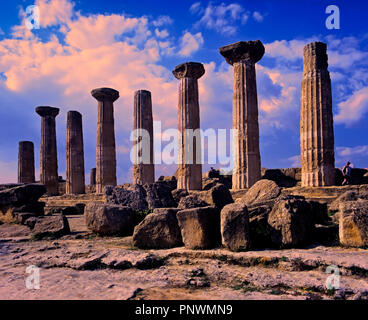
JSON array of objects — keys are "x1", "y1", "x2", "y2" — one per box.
[
  {"x1": 337, "y1": 145, "x2": 368, "y2": 157},
  {"x1": 178, "y1": 32, "x2": 204, "y2": 57},
  {"x1": 155, "y1": 28, "x2": 169, "y2": 39},
  {"x1": 190, "y1": 2, "x2": 203, "y2": 14},
  {"x1": 253, "y1": 11, "x2": 264, "y2": 22},
  {"x1": 152, "y1": 15, "x2": 173, "y2": 27},
  {"x1": 191, "y1": 2, "x2": 250, "y2": 35},
  {"x1": 335, "y1": 87, "x2": 368, "y2": 125},
  {"x1": 287, "y1": 155, "x2": 301, "y2": 167}
]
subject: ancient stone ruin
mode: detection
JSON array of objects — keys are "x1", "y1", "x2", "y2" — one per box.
[
  {"x1": 132, "y1": 90, "x2": 155, "y2": 185},
  {"x1": 66, "y1": 111, "x2": 85, "y2": 195},
  {"x1": 36, "y1": 106, "x2": 60, "y2": 196},
  {"x1": 300, "y1": 42, "x2": 335, "y2": 187},
  {"x1": 2, "y1": 39, "x2": 368, "y2": 300},
  {"x1": 173, "y1": 62, "x2": 205, "y2": 190},
  {"x1": 220, "y1": 41, "x2": 264, "y2": 190},
  {"x1": 91, "y1": 87, "x2": 119, "y2": 193},
  {"x1": 18, "y1": 141, "x2": 35, "y2": 184}
]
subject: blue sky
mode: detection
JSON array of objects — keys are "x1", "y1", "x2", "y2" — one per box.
[{"x1": 0, "y1": 0, "x2": 367, "y2": 184}]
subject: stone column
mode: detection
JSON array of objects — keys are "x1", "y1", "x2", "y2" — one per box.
[
  {"x1": 173, "y1": 62, "x2": 205, "y2": 190},
  {"x1": 66, "y1": 111, "x2": 85, "y2": 194},
  {"x1": 90, "y1": 168, "x2": 96, "y2": 186},
  {"x1": 220, "y1": 41, "x2": 264, "y2": 190},
  {"x1": 132, "y1": 90, "x2": 155, "y2": 185},
  {"x1": 18, "y1": 141, "x2": 35, "y2": 184},
  {"x1": 91, "y1": 88, "x2": 119, "y2": 193},
  {"x1": 300, "y1": 42, "x2": 335, "y2": 187},
  {"x1": 36, "y1": 106, "x2": 59, "y2": 195}
]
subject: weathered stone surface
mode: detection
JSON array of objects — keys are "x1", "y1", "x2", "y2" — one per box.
[
  {"x1": 241, "y1": 179, "x2": 281, "y2": 206},
  {"x1": 133, "y1": 211, "x2": 183, "y2": 249},
  {"x1": 219, "y1": 40, "x2": 265, "y2": 65},
  {"x1": 300, "y1": 42, "x2": 335, "y2": 187},
  {"x1": 85, "y1": 202, "x2": 135, "y2": 236},
  {"x1": 105, "y1": 185, "x2": 148, "y2": 212},
  {"x1": 152, "y1": 208, "x2": 180, "y2": 215},
  {"x1": 66, "y1": 111, "x2": 85, "y2": 195},
  {"x1": 221, "y1": 203, "x2": 250, "y2": 251},
  {"x1": 36, "y1": 106, "x2": 60, "y2": 195},
  {"x1": 248, "y1": 203, "x2": 273, "y2": 248},
  {"x1": 144, "y1": 182, "x2": 176, "y2": 209},
  {"x1": 32, "y1": 215, "x2": 70, "y2": 239},
  {"x1": 220, "y1": 41, "x2": 264, "y2": 189},
  {"x1": 18, "y1": 141, "x2": 35, "y2": 184},
  {"x1": 262, "y1": 169, "x2": 298, "y2": 188},
  {"x1": 132, "y1": 90, "x2": 155, "y2": 185},
  {"x1": 178, "y1": 194, "x2": 209, "y2": 209},
  {"x1": 0, "y1": 184, "x2": 46, "y2": 207},
  {"x1": 177, "y1": 206, "x2": 220, "y2": 249},
  {"x1": 339, "y1": 201, "x2": 368, "y2": 247},
  {"x1": 203, "y1": 184, "x2": 234, "y2": 210},
  {"x1": 267, "y1": 198, "x2": 315, "y2": 248},
  {"x1": 90, "y1": 168, "x2": 96, "y2": 186},
  {"x1": 173, "y1": 62, "x2": 204, "y2": 191},
  {"x1": 91, "y1": 87, "x2": 119, "y2": 193},
  {"x1": 172, "y1": 189, "x2": 189, "y2": 205},
  {"x1": 330, "y1": 191, "x2": 359, "y2": 211}
]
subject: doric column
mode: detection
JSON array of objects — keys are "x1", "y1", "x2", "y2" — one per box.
[
  {"x1": 220, "y1": 41, "x2": 264, "y2": 190},
  {"x1": 66, "y1": 111, "x2": 85, "y2": 194},
  {"x1": 300, "y1": 42, "x2": 335, "y2": 186},
  {"x1": 18, "y1": 141, "x2": 35, "y2": 184},
  {"x1": 132, "y1": 90, "x2": 155, "y2": 185},
  {"x1": 173, "y1": 62, "x2": 205, "y2": 190},
  {"x1": 91, "y1": 88, "x2": 119, "y2": 193},
  {"x1": 36, "y1": 106, "x2": 59, "y2": 195},
  {"x1": 90, "y1": 168, "x2": 96, "y2": 186}
]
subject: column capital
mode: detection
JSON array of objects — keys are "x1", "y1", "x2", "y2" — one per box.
[
  {"x1": 172, "y1": 62, "x2": 205, "y2": 80},
  {"x1": 219, "y1": 40, "x2": 265, "y2": 65},
  {"x1": 35, "y1": 106, "x2": 59, "y2": 117},
  {"x1": 91, "y1": 87, "x2": 119, "y2": 102}
]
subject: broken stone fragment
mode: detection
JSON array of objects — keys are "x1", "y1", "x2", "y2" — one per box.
[
  {"x1": 339, "y1": 200, "x2": 368, "y2": 247},
  {"x1": 84, "y1": 202, "x2": 135, "y2": 236},
  {"x1": 177, "y1": 206, "x2": 221, "y2": 249},
  {"x1": 132, "y1": 210, "x2": 183, "y2": 249},
  {"x1": 221, "y1": 203, "x2": 250, "y2": 251}
]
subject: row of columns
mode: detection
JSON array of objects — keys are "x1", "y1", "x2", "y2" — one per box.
[{"x1": 17, "y1": 40, "x2": 335, "y2": 194}]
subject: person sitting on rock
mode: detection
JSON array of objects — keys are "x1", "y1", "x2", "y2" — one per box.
[{"x1": 342, "y1": 161, "x2": 352, "y2": 186}]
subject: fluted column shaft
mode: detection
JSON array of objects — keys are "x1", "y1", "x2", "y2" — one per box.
[
  {"x1": 220, "y1": 40, "x2": 264, "y2": 190},
  {"x1": 36, "y1": 106, "x2": 59, "y2": 195},
  {"x1": 18, "y1": 141, "x2": 35, "y2": 183},
  {"x1": 232, "y1": 61, "x2": 261, "y2": 189},
  {"x1": 300, "y1": 42, "x2": 335, "y2": 187},
  {"x1": 66, "y1": 111, "x2": 85, "y2": 194},
  {"x1": 173, "y1": 62, "x2": 205, "y2": 190},
  {"x1": 133, "y1": 90, "x2": 155, "y2": 185},
  {"x1": 91, "y1": 88, "x2": 119, "y2": 193}
]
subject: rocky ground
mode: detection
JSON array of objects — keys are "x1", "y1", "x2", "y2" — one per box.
[{"x1": 1, "y1": 216, "x2": 367, "y2": 300}]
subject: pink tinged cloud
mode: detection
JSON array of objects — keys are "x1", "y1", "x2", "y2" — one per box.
[
  {"x1": 335, "y1": 87, "x2": 368, "y2": 125},
  {"x1": 178, "y1": 32, "x2": 204, "y2": 57}
]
